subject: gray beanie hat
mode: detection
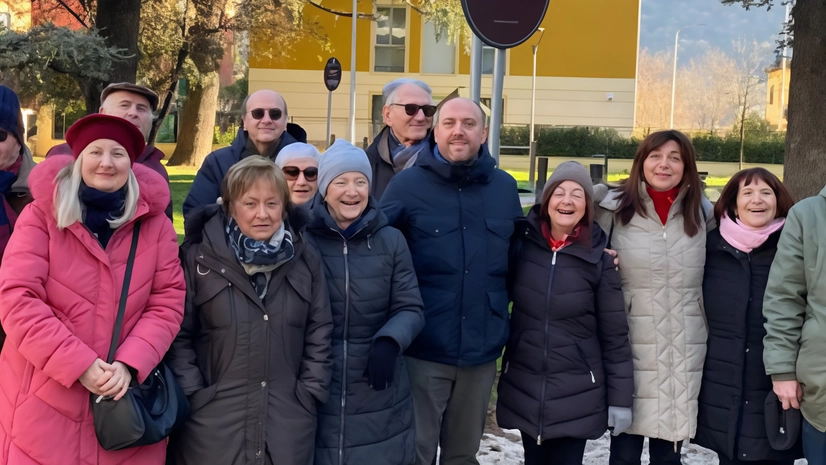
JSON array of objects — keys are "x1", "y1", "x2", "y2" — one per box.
[
  {"x1": 542, "y1": 161, "x2": 594, "y2": 202},
  {"x1": 318, "y1": 139, "x2": 373, "y2": 197},
  {"x1": 275, "y1": 142, "x2": 321, "y2": 168}
]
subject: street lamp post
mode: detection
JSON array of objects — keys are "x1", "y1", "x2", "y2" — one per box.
[
  {"x1": 670, "y1": 24, "x2": 705, "y2": 129},
  {"x1": 528, "y1": 28, "x2": 545, "y2": 188}
]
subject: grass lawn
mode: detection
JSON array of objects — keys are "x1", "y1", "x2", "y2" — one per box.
[
  {"x1": 505, "y1": 169, "x2": 730, "y2": 189},
  {"x1": 165, "y1": 164, "x2": 197, "y2": 243}
]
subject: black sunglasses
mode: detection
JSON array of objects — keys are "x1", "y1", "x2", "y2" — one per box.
[
  {"x1": 249, "y1": 108, "x2": 283, "y2": 121},
  {"x1": 391, "y1": 103, "x2": 437, "y2": 117},
  {"x1": 282, "y1": 166, "x2": 319, "y2": 181},
  {"x1": 0, "y1": 130, "x2": 7, "y2": 143}
]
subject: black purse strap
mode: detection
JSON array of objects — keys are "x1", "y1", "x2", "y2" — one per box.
[{"x1": 105, "y1": 221, "x2": 141, "y2": 364}]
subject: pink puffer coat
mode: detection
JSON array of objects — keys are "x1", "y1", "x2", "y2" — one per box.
[{"x1": 0, "y1": 155, "x2": 185, "y2": 465}]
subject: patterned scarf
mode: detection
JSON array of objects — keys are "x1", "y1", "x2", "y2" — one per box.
[
  {"x1": 79, "y1": 183, "x2": 126, "y2": 249},
  {"x1": 379, "y1": 129, "x2": 428, "y2": 173},
  {"x1": 0, "y1": 155, "x2": 21, "y2": 263},
  {"x1": 226, "y1": 216, "x2": 295, "y2": 299}
]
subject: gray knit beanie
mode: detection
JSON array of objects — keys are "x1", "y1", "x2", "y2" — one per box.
[
  {"x1": 318, "y1": 139, "x2": 373, "y2": 197},
  {"x1": 275, "y1": 142, "x2": 321, "y2": 168},
  {"x1": 542, "y1": 161, "x2": 594, "y2": 202}
]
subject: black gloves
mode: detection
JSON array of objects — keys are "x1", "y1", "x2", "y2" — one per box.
[{"x1": 365, "y1": 337, "x2": 400, "y2": 391}]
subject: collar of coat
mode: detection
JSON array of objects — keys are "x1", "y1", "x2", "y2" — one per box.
[
  {"x1": 519, "y1": 205, "x2": 608, "y2": 264},
  {"x1": 308, "y1": 195, "x2": 388, "y2": 240}
]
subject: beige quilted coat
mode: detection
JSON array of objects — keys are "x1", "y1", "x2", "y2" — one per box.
[{"x1": 595, "y1": 183, "x2": 714, "y2": 442}]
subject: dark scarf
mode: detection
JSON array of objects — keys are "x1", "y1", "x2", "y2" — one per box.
[
  {"x1": 80, "y1": 183, "x2": 126, "y2": 249},
  {"x1": 244, "y1": 134, "x2": 281, "y2": 160},
  {"x1": 226, "y1": 216, "x2": 295, "y2": 300},
  {"x1": 0, "y1": 155, "x2": 21, "y2": 261},
  {"x1": 380, "y1": 129, "x2": 428, "y2": 173}
]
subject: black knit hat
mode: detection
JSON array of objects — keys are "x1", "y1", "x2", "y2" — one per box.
[
  {"x1": 0, "y1": 85, "x2": 23, "y2": 148},
  {"x1": 764, "y1": 391, "x2": 802, "y2": 451}
]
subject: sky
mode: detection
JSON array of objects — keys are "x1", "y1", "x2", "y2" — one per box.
[{"x1": 638, "y1": 0, "x2": 789, "y2": 64}]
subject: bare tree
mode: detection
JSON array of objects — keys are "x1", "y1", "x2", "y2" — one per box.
[
  {"x1": 679, "y1": 48, "x2": 738, "y2": 133},
  {"x1": 635, "y1": 49, "x2": 673, "y2": 133},
  {"x1": 728, "y1": 38, "x2": 771, "y2": 168}
]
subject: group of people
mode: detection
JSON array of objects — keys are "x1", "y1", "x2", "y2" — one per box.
[{"x1": 0, "y1": 76, "x2": 824, "y2": 465}]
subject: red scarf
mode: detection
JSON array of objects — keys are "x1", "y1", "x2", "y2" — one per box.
[
  {"x1": 541, "y1": 221, "x2": 581, "y2": 252},
  {"x1": 646, "y1": 186, "x2": 680, "y2": 225}
]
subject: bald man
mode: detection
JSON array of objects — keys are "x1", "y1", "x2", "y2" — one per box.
[
  {"x1": 381, "y1": 97, "x2": 522, "y2": 465},
  {"x1": 182, "y1": 89, "x2": 307, "y2": 216}
]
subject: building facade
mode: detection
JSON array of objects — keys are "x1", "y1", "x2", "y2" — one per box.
[
  {"x1": 765, "y1": 57, "x2": 790, "y2": 131},
  {"x1": 249, "y1": 0, "x2": 641, "y2": 146}
]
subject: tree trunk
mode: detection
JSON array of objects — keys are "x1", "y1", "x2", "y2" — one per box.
[
  {"x1": 784, "y1": 0, "x2": 826, "y2": 201},
  {"x1": 81, "y1": 0, "x2": 142, "y2": 114},
  {"x1": 166, "y1": 71, "x2": 220, "y2": 166}
]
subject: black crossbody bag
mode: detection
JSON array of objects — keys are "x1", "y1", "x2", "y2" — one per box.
[{"x1": 90, "y1": 222, "x2": 189, "y2": 450}]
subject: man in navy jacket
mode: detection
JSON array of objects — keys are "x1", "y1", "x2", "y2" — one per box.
[
  {"x1": 182, "y1": 89, "x2": 305, "y2": 216},
  {"x1": 381, "y1": 97, "x2": 522, "y2": 465}
]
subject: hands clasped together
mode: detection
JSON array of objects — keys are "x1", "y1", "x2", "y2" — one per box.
[{"x1": 79, "y1": 358, "x2": 133, "y2": 401}]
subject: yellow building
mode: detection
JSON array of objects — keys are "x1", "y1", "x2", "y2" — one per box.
[
  {"x1": 765, "y1": 57, "x2": 790, "y2": 131},
  {"x1": 0, "y1": 1, "x2": 31, "y2": 31},
  {"x1": 250, "y1": 0, "x2": 641, "y2": 145}
]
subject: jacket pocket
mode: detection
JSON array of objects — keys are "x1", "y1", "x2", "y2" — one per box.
[
  {"x1": 194, "y1": 275, "x2": 233, "y2": 328},
  {"x1": 486, "y1": 290, "x2": 510, "y2": 347},
  {"x1": 295, "y1": 381, "x2": 317, "y2": 415},
  {"x1": 485, "y1": 218, "x2": 514, "y2": 275},
  {"x1": 574, "y1": 339, "x2": 599, "y2": 384},
  {"x1": 187, "y1": 383, "x2": 219, "y2": 413}
]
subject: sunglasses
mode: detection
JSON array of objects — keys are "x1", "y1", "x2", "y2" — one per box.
[
  {"x1": 0, "y1": 130, "x2": 7, "y2": 142},
  {"x1": 248, "y1": 108, "x2": 283, "y2": 121},
  {"x1": 391, "y1": 103, "x2": 437, "y2": 117},
  {"x1": 282, "y1": 166, "x2": 319, "y2": 181}
]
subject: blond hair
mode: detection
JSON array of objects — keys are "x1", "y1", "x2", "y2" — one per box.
[{"x1": 53, "y1": 154, "x2": 139, "y2": 230}]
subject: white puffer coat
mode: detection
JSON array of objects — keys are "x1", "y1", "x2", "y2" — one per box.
[{"x1": 595, "y1": 183, "x2": 714, "y2": 442}]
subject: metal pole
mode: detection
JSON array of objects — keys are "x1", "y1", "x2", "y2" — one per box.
[
  {"x1": 669, "y1": 29, "x2": 680, "y2": 130},
  {"x1": 326, "y1": 90, "x2": 333, "y2": 148},
  {"x1": 348, "y1": 0, "x2": 357, "y2": 143},
  {"x1": 489, "y1": 47, "x2": 506, "y2": 165},
  {"x1": 670, "y1": 24, "x2": 704, "y2": 130},
  {"x1": 469, "y1": 34, "x2": 483, "y2": 103},
  {"x1": 778, "y1": 1, "x2": 790, "y2": 131},
  {"x1": 529, "y1": 45, "x2": 538, "y2": 187}
]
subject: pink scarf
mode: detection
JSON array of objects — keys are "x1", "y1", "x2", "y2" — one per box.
[{"x1": 719, "y1": 213, "x2": 785, "y2": 253}]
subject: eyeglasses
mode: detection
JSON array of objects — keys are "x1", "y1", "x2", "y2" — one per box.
[
  {"x1": 391, "y1": 103, "x2": 437, "y2": 117},
  {"x1": 282, "y1": 166, "x2": 319, "y2": 181},
  {"x1": 248, "y1": 108, "x2": 283, "y2": 121}
]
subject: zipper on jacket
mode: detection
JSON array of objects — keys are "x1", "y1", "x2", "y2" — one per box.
[
  {"x1": 574, "y1": 342, "x2": 596, "y2": 384},
  {"x1": 537, "y1": 251, "x2": 557, "y2": 445},
  {"x1": 339, "y1": 239, "x2": 351, "y2": 465}
]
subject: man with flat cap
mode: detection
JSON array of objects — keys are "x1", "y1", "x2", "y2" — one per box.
[{"x1": 47, "y1": 82, "x2": 173, "y2": 220}]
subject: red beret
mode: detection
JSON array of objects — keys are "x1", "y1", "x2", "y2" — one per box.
[{"x1": 65, "y1": 114, "x2": 146, "y2": 164}]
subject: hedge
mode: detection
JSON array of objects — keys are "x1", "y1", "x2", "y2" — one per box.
[{"x1": 500, "y1": 126, "x2": 785, "y2": 164}]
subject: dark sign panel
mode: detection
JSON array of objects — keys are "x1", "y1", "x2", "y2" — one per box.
[
  {"x1": 324, "y1": 57, "x2": 342, "y2": 92},
  {"x1": 461, "y1": 0, "x2": 549, "y2": 49}
]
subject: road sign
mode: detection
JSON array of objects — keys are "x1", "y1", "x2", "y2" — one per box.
[
  {"x1": 461, "y1": 0, "x2": 549, "y2": 49},
  {"x1": 324, "y1": 57, "x2": 342, "y2": 92}
]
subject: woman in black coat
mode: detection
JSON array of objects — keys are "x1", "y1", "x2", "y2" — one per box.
[
  {"x1": 695, "y1": 168, "x2": 802, "y2": 465},
  {"x1": 496, "y1": 162, "x2": 634, "y2": 465},
  {"x1": 306, "y1": 140, "x2": 424, "y2": 465}
]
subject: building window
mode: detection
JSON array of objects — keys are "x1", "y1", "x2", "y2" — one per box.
[
  {"x1": 482, "y1": 46, "x2": 495, "y2": 74},
  {"x1": 769, "y1": 85, "x2": 775, "y2": 105},
  {"x1": 422, "y1": 21, "x2": 455, "y2": 74},
  {"x1": 371, "y1": 95, "x2": 385, "y2": 137},
  {"x1": 375, "y1": 6, "x2": 406, "y2": 73}
]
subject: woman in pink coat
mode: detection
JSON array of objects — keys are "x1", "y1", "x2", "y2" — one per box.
[{"x1": 0, "y1": 114, "x2": 185, "y2": 465}]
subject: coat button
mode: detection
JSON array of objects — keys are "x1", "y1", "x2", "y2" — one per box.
[
  {"x1": 261, "y1": 381, "x2": 267, "y2": 387},
  {"x1": 435, "y1": 229, "x2": 439, "y2": 233},
  {"x1": 221, "y1": 268, "x2": 226, "y2": 273},
  {"x1": 745, "y1": 400, "x2": 749, "y2": 405},
  {"x1": 264, "y1": 315, "x2": 269, "y2": 321},
  {"x1": 227, "y1": 283, "x2": 232, "y2": 287},
  {"x1": 745, "y1": 348, "x2": 749, "y2": 353}
]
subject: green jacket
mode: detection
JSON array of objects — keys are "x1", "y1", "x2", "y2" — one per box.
[{"x1": 763, "y1": 185, "x2": 826, "y2": 432}]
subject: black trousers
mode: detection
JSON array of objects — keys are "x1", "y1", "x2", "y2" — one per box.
[
  {"x1": 520, "y1": 432, "x2": 587, "y2": 465},
  {"x1": 717, "y1": 455, "x2": 795, "y2": 465},
  {"x1": 609, "y1": 433, "x2": 683, "y2": 465}
]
